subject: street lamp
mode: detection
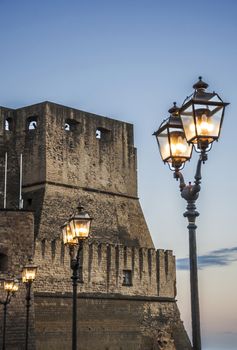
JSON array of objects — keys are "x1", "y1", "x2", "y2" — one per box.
[
  {"x1": 62, "y1": 204, "x2": 92, "y2": 350},
  {"x1": 1, "y1": 276, "x2": 19, "y2": 350},
  {"x1": 154, "y1": 77, "x2": 228, "y2": 350},
  {"x1": 153, "y1": 102, "x2": 193, "y2": 171},
  {"x1": 22, "y1": 258, "x2": 38, "y2": 350},
  {"x1": 179, "y1": 76, "x2": 228, "y2": 152}
]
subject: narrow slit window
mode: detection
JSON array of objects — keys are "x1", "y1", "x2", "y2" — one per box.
[
  {"x1": 64, "y1": 119, "x2": 78, "y2": 132},
  {"x1": 96, "y1": 129, "x2": 101, "y2": 139},
  {"x1": 65, "y1": 123, "x2": 70, "y2": 131},
  {"x1": 27, "y1": 116, "x2": 38, "y2": 130},
  {"x1": 122, "y1": 270, "x2": 132, "y2": 286},
  {"x1": 29, "y1": 121, "x2": 37, "y2": 130},
  {"x1": 5, "y1": 118, "x2": 13, "y2": 131},
  {"x1": 96, "y1": 127, "x2": 111, "y2": 141},
  {"x1": 0, "y1": 253, "x2": 8, "y2": 272}
]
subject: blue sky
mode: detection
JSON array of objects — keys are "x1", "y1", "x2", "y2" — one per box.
[{"x1": 1, "y1": 0, "x2": 237, "y2": 348}]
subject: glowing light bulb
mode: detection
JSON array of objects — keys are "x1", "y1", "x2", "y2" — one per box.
[
  {"x1": 171, "y1": 135, "x2": 187, "y2": 156},
  {"x1": 197, "y1": 114, "x2": 214, "y2": 135}
]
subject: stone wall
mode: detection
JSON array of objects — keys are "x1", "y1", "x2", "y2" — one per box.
[
  {"x1": 34, "y1": 296, "x2": 191, "y2": 350},
  {"x1": 0, "y1": 210, "x2": 35, "y2": 349},
  {"x1": 34, "y1": 239, "x2": 176, "y2": 298}
]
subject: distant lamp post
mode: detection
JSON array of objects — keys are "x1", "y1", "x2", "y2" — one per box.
[
  {"x1": 22, "y1": 258, "x2": 38, "y2": 350},
  {"x1": 62, "y1": 204, "x2": 92, "y2": 350},
  {"x1": 1, "y1": 276, "x2": 19, "y2": 350},
  {"x1": 154, "y1": 78, "x2": 229, "y2": 350}
]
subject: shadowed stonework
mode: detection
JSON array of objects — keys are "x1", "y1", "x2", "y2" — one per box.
[{"x1": 0, "y1": 102, "x2": 192, "y2": 349}]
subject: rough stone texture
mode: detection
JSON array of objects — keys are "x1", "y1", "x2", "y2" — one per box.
[
  {"x1": 34, "y1": 296, "x2": 191, "y2": 350},
  {"x1": 0, "y1": 102, "x2": 192, "y2": 350},
  {"x1": 33, "y1": 239, "x2": 176, "y2": 297},
  {"x1": 0, "y1": 210, "x2": 35, "y2": 349}
]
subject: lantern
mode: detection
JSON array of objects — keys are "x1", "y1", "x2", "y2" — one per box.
[
  {"x1": 179, "y1": 77, "x2": 229, "y2": 151},
  {"x1": 22, "y1": 258, "x2": 38, "y2": 283},
  {"x1": 62, "y1": 204, "x2": 92, "y2": 245},
  {"x1": 153, "y1": 102, "x2": 193, "y2": 170},
  {"x1": 68, "y1": 205, "x2": 92, "y2": 240},
  {"x1": 62, "y1": 221, "x2": 78, "y2": 245},
  {"x1": 4, "y1": 277, "x2": 14, "y2": 292}
]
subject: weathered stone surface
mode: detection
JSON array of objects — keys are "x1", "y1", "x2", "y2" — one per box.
[
  {"x1": 34, "y1": 296, "x2": 190, "y2": 350},
  {"x1": 0, "y1": 210, "x2": 35, "y2": 350}
]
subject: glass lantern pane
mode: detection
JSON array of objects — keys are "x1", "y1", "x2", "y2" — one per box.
[
  {"x1": 194, "y1": 104, "x2": 223, "y2": 141},
  {"x1": 70, "y1": 219, "x2": 90, "y2": 239},
  {"x1": 209, "y1": 94, "x2": 223, "y2": 103},
  {"x1": 157, "y1": 129, "x2": 171, "y2": 161},
  {"x1": 4, "y1": 280, "x2": 14, "y2": 291},
  {"x1": 22, "y1": 267, "x2": 36, "y2": 282},
  {"x1": 169, "y1": 130, "x2": 192, "y2": 160},
  {"x1": 62, "y1": 223, "x2": 77, "y2": 245},
  {"x1": 12, "y1": 281, "x2": 19, "y2": 292},
  {"x1": 180, "y1": 104, "x2": 196, "y2": 142}
]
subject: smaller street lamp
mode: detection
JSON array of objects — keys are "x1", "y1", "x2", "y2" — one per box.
[
  {"x1": 153, "y1": 102, "x2": 193, "y2": 171},
  {"x1": 62, "y1": 204, "x2": 92, "y2": 350},
  {"x1": 1, "y1": 276, "x2": 19, "y2": 350},
  {"x1": 22, "y1": 258, "x2": 38, "y2": 350}
]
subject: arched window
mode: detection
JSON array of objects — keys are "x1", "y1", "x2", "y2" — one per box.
[
  {"x1": 96, "y1": 127, "x2": 111, "y2": 141},
  {"x1": 64, "y1": 119, "x2": 78, "y2": 132},
  {"x1": 5, "y1": 118, "x2": 13, "y2": 131},
  {"x1": 0, "y1": 253, "x2": 8, "y2": 272},
  {"x1": 27, "y1": 116, "x2": 38, "y2": 130}
]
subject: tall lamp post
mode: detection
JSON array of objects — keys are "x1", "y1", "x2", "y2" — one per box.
[
  {"x1": 61, "y1": 204, "x2": 92, "y2": 350},
  {"x1": 22, "y1": 258, "x2": 38, "y2": 350},
  {"x1": 0, "y1": 277, "x2": 19, "y2": 350},
  {"x1": 153, "y1": 77, "x2": 228, "y2": 350}
]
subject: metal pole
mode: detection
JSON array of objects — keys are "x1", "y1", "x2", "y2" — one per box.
[
  {"x1": 1, "y1": 291, "x2": 11, "y2": 350},
  {"x1": 25, "y1": 282, "x2": 31, "y2": 350},
  {"x1": 3, "y1": 152, "x2": 7, "y2": 209},
  {"x1": 72, "y1": 263, "x2": 78, "y2": 350},
  {"x1": 19, "y1": 153, "x2": 23, "y2": 209},
  {"x1": 185, "y1": 200, "x2": 201, "y2": 350},
  {"x1": 70, "y1": 240, "x2": 83, "y2": 350},
  {"x1": 2, "y1": 303, "x2": 7, "y2": 350},
  {"x1": 175, "y1": 154, "x2": 205, "y2": 350}
]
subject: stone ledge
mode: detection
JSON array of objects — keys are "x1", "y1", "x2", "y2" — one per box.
[{"x1": 34, "y1": 291, "x2": 176, "y2": 302}]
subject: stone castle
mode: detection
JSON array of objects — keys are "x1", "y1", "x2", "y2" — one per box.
[{"x1": 0, "y1": 102, "x2": 192, "y2": 349}]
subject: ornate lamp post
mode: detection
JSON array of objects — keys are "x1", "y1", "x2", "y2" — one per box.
[
  {"x1": 22, "y1": 258, "x2": 38, "y2": 350},
  {"x1": 154, "y1": 78, "x2": 228, "y2": 350},
  {"x1": 0, "y1": 277, "x2": 19, "y2": 350},
  {"x1": 62, "y1": 204, "x2": 92, "y2": 350}
]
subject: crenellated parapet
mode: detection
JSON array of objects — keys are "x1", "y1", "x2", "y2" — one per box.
[{"x1": 34, "y1": 238, "x2": 176, "y2": 298}]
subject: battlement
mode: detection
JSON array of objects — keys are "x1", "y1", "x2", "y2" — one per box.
[{"x1": 34, "y1": 238, "x2": 176, "y2": 298}]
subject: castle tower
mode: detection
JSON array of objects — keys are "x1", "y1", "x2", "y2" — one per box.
[{"x1": 0, "y1": 102, "x2": 153, "y2": 247}]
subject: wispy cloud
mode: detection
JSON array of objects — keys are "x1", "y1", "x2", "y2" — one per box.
[{"x1": 177, "y1": 247, "x2": 237, "y2": 270}]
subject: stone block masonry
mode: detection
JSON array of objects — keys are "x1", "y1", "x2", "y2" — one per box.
[
  {"x1": 34, "y1": 239, "x2": 176, "y2": 298},
  {"x1": 0, "y1": 210, "x2": 35, "y2": 350}
]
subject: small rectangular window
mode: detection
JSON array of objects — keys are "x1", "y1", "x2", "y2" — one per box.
[{"x1": 122, "y1": 270, "x2": 132, "y2": 286}]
